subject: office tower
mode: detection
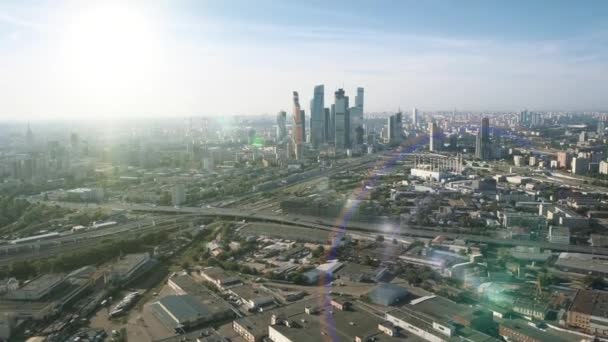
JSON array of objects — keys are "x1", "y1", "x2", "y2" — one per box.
[
  {"x1": 355, "y1": 126, "x2": 364, "y2": 146},
  {"x1": 579, "y1": 131, "x2": 588, "y2": 143},
  {"x1": 387, "y1": 112, "x2": 403, "y2": 145},
  {"x1": 355, "y1": 87, "x2": 364, "y2": 108},
  {"x1": 310, "y1": 85, "x2": 325, "y2": 148},
  {"x1": 598, "y1": 120, "x2": 605, "y2": 137},
  {"x1": 334, "y1": 89, "x2": 350, "y2": 150},
  {"x1": 328, "y1": 104, "x2": 336, "y2": 143},
  {"x1": 395, "y1": 111, "x2": 403, "y2": 142},
  {"x1": 292, "y1": 91, "x2": 305, "y2": 160},
  {"x1": 349, "y1": 87, "x2": 364, "y2": 147},
  {"x1": 412, "y1": 108, "x2": 418, "y2": 126},
  {"x1": 349, "y1": 106, "x2": 363, "y2": 147},
  {"x1": 276, "y1": 111, "x2": 287, "y2": 142},
  {"x1": 300, "y1": 110, "x2": 306, "y2": 143},
  {"x1": 324, "y1": 108, "x2": 331, "y2": 142},
  {"x1": 429, "y1": 121, "x2": 442, "y2": 152},
  {"x1": 387, "y1": 115, "x2": 396, "y2": 144},
  {"x1": 475, "y1": 117, "x2": 490, "y2": 160}
]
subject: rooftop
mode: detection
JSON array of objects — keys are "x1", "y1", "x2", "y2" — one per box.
[
  {"x1": 155, "y1": 295, "x2": 212, "y2": 326},
  {"x1": 555, "y1": 252, "x2": 608, "y2": 274}
]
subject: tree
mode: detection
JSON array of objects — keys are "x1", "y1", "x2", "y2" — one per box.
[
  {"x1": 312, "y1": 245, "x2": 325, "y2": 258},
  {"x1": 158, "y1": 191, "x2": 171, "y2": 206},
  {"x1": 584, "y1": 275, "x2": 606, "y2": 290}
]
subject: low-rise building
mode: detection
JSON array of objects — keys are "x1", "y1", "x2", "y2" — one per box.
[
  {"x1": 199, "y1": 266, "x2": 242, "y2": 290},
  {"x1": 151, "y1": 295, "x2": 223, "y2": 332},
  {"x1": 512, "y1": 299, "x2": 549, "y2": 320},
  {"x1": 110, "y1": 253, "x2": 153, "y2": 284},
  {"x1": 548, "y1": 226, "x2": 570, "y2": 244},
  {"x1": 554, "y1": 252, "x2": 608, "y2": 277},
  {"x1": 567, "y1": 289, "x2": 608, "y2": 337},
  {"x1": 229, "y1": 285, "x2": 274, "y2": 311}
]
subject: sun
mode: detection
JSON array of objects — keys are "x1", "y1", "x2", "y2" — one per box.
[{"x1": 59, "y1": 3, "x2": 163, "y2": 91}]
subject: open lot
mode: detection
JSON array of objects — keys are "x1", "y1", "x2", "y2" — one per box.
[{"x1": 239, "y1": 222, "x2": 333, "y2": 243}]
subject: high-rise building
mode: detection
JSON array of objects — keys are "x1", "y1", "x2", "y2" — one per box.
[
  {"x1": 557, "y1": 151, "x2": 570, "y2": 169},
  {"x1": 276, "y1": 111, "x2": 287, "y2": 142},
  {"x1": 395, "y1": 112, "x2": 403, "y2": 142},
  {"x1": 328, "y1": 105, "x2": 336, "y2": 143},
  {"x1": 519, "y1": 109, "x2": 529, "y2": 126},
  {"x1": 429, "y1": 121, "x2": 442, "y2": 152},
  {"x1": 292, "y1": 91, "x2": 305, "y2": 160},
  {"x1": 324, "y1": 108, "x2": 331, "y2": 142},
  {"x1": 387, "y1": 115, "x2": 396, "y2": 145},
  {"x1": 349, "y1": 106, "x2": 363, "y2": 147},
  {"x1": 310, "y1": 85, "x2": 325, "y2": 148},
  {"x1": 25, "y1": 123, "x2": 34, "y2": 151},
  {"x1": 572, "y1": 157, "x2": 589, "y2": 175},
  {"x1": 355, "y1": 126, "x2": 364, "y2": 146},
  {"x1": 355, "y1": 87, "x2": 364, "y2": 109},
  {"x1": 387, "y1": 112, "x2": 403, "y2": 145},
  {"x1": 349, "y1": 87, "x2": 364, "y2": 147},
  {"x1": 334, "y1": 89, "x2": 350, "y2": 150},
  {"x1": 598, "y1": 120, "x2": 605, "y2": 137},
  {"x1": 475, "y1": 117, "x2": 490, "y2": 160},
  {"x1": 412, "y1": 108, "x2": 418, "y2": 126}
]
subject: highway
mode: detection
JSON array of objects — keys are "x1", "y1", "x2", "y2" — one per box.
[{"x1": 23, "y1": 200, "x2": 608, "y2": 257}]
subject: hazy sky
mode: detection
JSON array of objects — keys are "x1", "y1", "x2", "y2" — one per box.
[{"x1": 0, "y1": 0, "x2": 607, "y2": 120}]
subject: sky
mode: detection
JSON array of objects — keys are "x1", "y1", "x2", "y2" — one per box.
[{"x1": 0, "y1": 0, "x2": 607, "y2": 120}]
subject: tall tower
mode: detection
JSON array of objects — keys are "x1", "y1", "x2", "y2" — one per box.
[
  {"x1": 25, "y1": 123, "x2": 34, "y2": 150},
  {"x1": 334, "y1": 89, "x2": 350, "y2": 150},
  {"x1": 276, "y1": 111, "x2": 287, "y2": 142},
  {"x1": 349, "y1": 87, "x2": 364, "y2": 147},
  {"x1": 310, "y1": 85, "x2": 325, "y2": 148},
  {"x1": 355, "y1": 87, "x2": 364, "y2": 109},
  {"x1": 429, "y1": 121, "x2": 442, "y2": 152},
  {"x1": 412, "y1": 108, "x2": 418, "y2": 127},
  {"x1": 292, "y1": 91, "x2": 304, "y2": 160},
  {"x1": 395, "y1": 111, "x2": 403, "y2": 143},
  {"x1": 475, "y1": 117, "x2": 490, "y2": 160}
]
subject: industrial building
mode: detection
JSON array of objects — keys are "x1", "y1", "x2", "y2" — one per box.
[
  {"x1": 554, "y1": 252, "x2": 608, "y2": 277},
  {"x1": 109, "y1": 252, "x2": 154, "y2": 284},
  {"x1": 367, "y1": 283, "x2": 409, "y2": 306},
  {"x1": 151, "y1": 295, "x2": 219, "y2": 332}
]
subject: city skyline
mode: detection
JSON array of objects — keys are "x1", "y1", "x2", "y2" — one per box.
[{"x1": 0, "y1": 0, "x2": 607, "y2": 120}]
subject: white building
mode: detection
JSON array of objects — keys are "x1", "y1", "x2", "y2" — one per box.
[{"x1": 600, "y1": 161, "x2": 608, "y2": 175}]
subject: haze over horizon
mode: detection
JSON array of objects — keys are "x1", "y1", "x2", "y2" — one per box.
[{"x1": 1, "y1": 0, "x2": 607, "y2": 120}]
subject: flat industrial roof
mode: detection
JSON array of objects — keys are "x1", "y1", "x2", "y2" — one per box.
[{"x1": 156, "y1": 295, "x2": 212, "y2": 325}]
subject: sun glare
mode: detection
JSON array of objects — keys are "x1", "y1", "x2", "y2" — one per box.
[{"x1": 60, "y1": 4, "x2": 163, "y2": 91}]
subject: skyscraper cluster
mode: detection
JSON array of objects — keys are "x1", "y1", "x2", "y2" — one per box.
[
  {"x1": 280, "y1": 85, "x2": 365, "y2": 158},
  {"x1": 519, "y1": 109, "x2": 542, "y2": 128}
]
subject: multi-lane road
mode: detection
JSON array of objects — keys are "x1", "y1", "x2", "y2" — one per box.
[{"x1": 20, "y1": 200, "x2": 608, "y2": 257}]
